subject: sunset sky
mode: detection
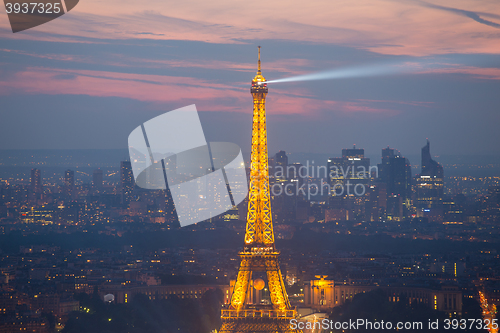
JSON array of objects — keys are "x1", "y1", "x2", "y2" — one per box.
[{"x1": 1, "y1": 0, "x2": 499, "y2": 158}]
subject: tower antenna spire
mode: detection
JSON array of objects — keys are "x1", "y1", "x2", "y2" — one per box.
[{"x1": 257, "y1": 46, "x2": 261, "y2": 74}]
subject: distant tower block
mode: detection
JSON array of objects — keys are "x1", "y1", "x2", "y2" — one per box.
[
  {"x1": 219, "y1": 47, "x2": 300, "y2": 333},
  {"x1": 64, "y1": 169, "x2": 74, "y2": 197}
]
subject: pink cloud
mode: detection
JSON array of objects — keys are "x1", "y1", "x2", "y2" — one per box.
[
  {"x1": 357, "y1": 99, "x2": 435, "y2": 107},
  {"x1": 0, "y1": 47, "x2": 311, "y2": 77},
  {"x1": 0, "y1": 67, "x2": 400, "y2": 117},
  {"x1": 0, "y1": 67, "x2": 245, "y2": 105},
  {"x1": 335, "y1": 101, "x2": 400, "y2": 116},
  {"x1": 1, "y1": 0, "x2": 499, "y2": 56},
  {"x1": 417, "y1": 66, "x2": 500, "y2": 80}
]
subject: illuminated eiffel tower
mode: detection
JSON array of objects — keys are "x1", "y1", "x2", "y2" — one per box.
[{"x1": 219, "y1": 47, "x2": 300, "y2": 333}]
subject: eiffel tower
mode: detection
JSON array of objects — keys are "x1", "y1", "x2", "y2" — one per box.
[{"x1": 219, "y1": 47, "x2": 300, "y2": 333}]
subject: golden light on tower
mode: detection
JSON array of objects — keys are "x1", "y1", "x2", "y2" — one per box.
[
  {"x1": 245, "y1": 45, "x2": 274, "y2": 247},
  {"x1": 253, "y1": 278, "x2": 265, "y2": 291},
  {"x1": 219, "y1": 47, "x2": 301, "y2": 333}
]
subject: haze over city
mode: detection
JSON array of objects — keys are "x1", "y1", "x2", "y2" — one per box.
[
  {"x1": 1, "y1": 1, "x2": 500, "y2": 333},
  {"x1": 1, "y1": 0, "x2": 500, "y2": 156}
]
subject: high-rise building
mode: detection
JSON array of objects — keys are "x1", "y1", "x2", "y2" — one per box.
[
  {"x1": 120, "y1": 161, "x2": 134, "y2": 205},
  {"x1": 274, "y1": 150, "x2": 288, "y2": 177},
  {"x1": 327, "y1": 146, "x2": 371, "y2": 198},
  {"x1": 30, "y1": 168, "x2": 42, "y2": 200},
  {"x1": 270, "y1": 154, "x2": 304, "y2": 223},
  {"x1": 93, "y1": 169, "x2": 103, "y2": 193},
  {"x1": 364, "y1": 182, "x2": 387, "y2": 222},
  {"x1": 287, "y1": 162, "x2": 304, "y2": 188},
  {"x1": 64, "y1": 169, "x2": 74, "y2": 198},
  {"x1": 485, "y1": 186, "x2": 500, "y2": 223},
  {"x1": 415, "y1": 140, "x2": 444, "y2": 222},
  {"x1": 421, "y1": 140, "x2": 443, "y2": 179},
  {"x1": 377, "y1": 146, "x2": 412, "y2": 220}
]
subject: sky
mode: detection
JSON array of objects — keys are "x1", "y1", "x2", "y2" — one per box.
[{"x1": 1, "y1": 0, "x2": 499, "y2": 161}]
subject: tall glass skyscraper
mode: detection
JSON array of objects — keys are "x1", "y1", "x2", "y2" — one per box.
[
  {"x1": 64, "y1": 169, "x2": 74, "y2": 198},
  {"x1": 416, "y1": 140, "x2": 444, "y2": 222},
  {"x1": 120, "y1": 161, "x2": 134, "y2": 205},
  {"x1": 378, "y1": 147, "x2": 411, "y2": 221}
]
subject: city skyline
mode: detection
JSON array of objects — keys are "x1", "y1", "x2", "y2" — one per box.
[
  {"x1": 1, "y1": 1, "x2": 500, "y2": 155},
  {"x1": 1, "y1": 1, "x2": 500, "y2": 332},
  {"x1": 1, "y1": 108, "x2": 499, "y2": 332}
]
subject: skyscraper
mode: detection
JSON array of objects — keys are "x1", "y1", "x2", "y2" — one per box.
[
  {"x1": 378, "y1": 146, "x2": 412, "y2": 220},
  {"x1": 64, "y1": 169, "x2": 74, "y2": 198},
  {"x1": 485, "y1": 186, "x2": 500, "y2": 223},
  {"x1": 327, "y1": 146, "x2": 371, "y2": 197},
  {"x1": 287, "y1": 162, "x2": 304, "y2": 188},
  {"x1": 30, "y1": 168, "x2": 43, "y2": 197},
  {"x1": 120, "y1": 161, "x2": 134, "y2": 205},
  {"x1": 415, "y1": 140, "x2": 444, "y2": 222},
  {"x1": 93, "y1": 169, "x2": 103, "y2": 193},
  {"x1": 271, "y1": 153, "x2": 304, "y2": 223},
  {"x1": 274, "y1": 150, "x2": 288, "y2": 178},
  {"x1": 421, "y1": 140, "x2": 444, "y2": 179}
]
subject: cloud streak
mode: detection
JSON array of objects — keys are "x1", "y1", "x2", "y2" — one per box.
[
  {"x1": 0, "y1": 66, "x2": 405, "y2": 117},
  {"x1": 1, "y1": 0, "x2": 500, "y2": 56},
  {"x1": 417, "y1": 1, "x2": 500, "y2": 29}
]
